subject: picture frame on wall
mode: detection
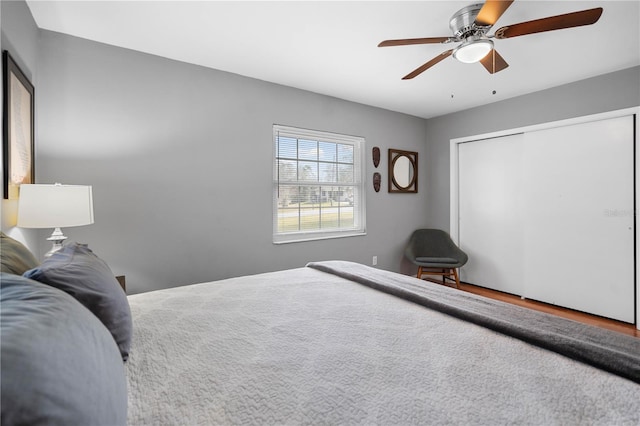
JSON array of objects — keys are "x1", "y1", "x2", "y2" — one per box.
[{"x1": 3, "y1": 50, "x2": 35, "y2": 200}]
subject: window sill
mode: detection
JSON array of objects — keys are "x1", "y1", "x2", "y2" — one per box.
[{"x1": 273, "y1": 230, "x2": 366, "y2": 244}]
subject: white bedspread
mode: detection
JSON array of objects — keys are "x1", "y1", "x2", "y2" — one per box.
[{"x1": 126, "y1": 263, "x2": 639, "y2": 425}]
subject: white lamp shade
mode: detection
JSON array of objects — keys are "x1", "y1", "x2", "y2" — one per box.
[{"x1": 17, "y1": 184, "x2": 94, "y2": 228}]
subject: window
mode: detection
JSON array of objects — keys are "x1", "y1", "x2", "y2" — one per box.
[{"x1": 273, "y1": 125, "x2": 366, "y2": 243}]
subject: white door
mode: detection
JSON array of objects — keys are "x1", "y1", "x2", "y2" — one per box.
[
  {"x1": 522, "y1": 116, "x2": 635, "y2": 323},
  {"x1": 458, "y1": 133, "x2": 525, "y2": 295},
  {"x1": 456, "y1": 115, "x2": 635, "y2": 323}
]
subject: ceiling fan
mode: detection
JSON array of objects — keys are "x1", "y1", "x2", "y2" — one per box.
[{"x1": 378, "y1": 1, "x2": 603, "y2": 79}]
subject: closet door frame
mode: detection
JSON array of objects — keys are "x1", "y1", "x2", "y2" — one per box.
[{"x1": 450, "y1": 107, "x2": 640, "y2": 329}]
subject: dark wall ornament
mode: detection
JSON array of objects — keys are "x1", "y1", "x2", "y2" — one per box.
[
  {"x1": 373, "y1": 172, "x2": 381, "y2": 192},
  {"x1": 388, "y1": 149, "x2": 418, "y2": 193},
  {"x1": 372, "y1": 147, "x2": 380, "y2": 168}
]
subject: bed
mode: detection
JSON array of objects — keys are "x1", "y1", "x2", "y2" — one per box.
[
  {"x1": 126, "y1": 261, "x2": 640, "y2": 425},
  {"x1": 1, "y1": 235, "x2": 639, "y2": 425}
]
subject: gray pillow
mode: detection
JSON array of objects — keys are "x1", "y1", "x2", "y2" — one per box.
[
  {"x1": 0, "y1": 231, "x2": 39, "y2": 275},
  {"x1": 24, "y1": 243, "x2": 132, "y2": 361},
  {"x1": 0, "y1": 273, "x2": 127, "y2": 425}
]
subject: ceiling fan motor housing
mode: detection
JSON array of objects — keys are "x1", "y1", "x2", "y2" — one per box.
[{"x1": 449, "y1": 3, "x2": 488, "y2": 39}]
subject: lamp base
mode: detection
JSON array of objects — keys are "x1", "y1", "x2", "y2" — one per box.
[{"x1": 45, "y1": 227, "x2": 68, "y2": 257}]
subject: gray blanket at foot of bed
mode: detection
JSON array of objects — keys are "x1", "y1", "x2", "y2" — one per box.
[{"x1": 308, "y1": 261, "x2": 640, "y2": 384}]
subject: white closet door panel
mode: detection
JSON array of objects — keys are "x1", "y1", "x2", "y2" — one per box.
[
  {"x1": 522, "y1": 116, "x2": 635, "y2": 322},
  {"x1": 458, "y1": 134, "x2": 525, "y2": 294}
]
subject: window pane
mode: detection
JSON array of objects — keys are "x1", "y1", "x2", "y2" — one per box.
[
  {"x1": 318, "y1": 142, "x2": 337, "y2": 162},
  {"x1": 336, "y1": 186, "x2": 353, "y2": 205},
  {"x1": 319, "y1": 163, "x2": 336, "y2": 183},
  {"x1": 318, "y1": 186, "x2": 331, "y2": 204},
  {"x1": 277, "y1": 185, "x2": 299, "y2": 207},
  {"x1": 295, "y1": 185, "x2": 315, "y2": 204},
  {"x1": 338, "y1": 164, "x2": 354, "y2": 183},
  {"x1": 277, "y1": 206, "x2": 300, "y2": 232},
  {"x1": 298, "y1": 139, "x2": 317, "y2": 161},
  {"x1": 277, "y1": 136, "x2": 297, "y2": 159},
  {"x1": 337, "y1": 144, "x2": 353, "y2": 163},
  {"x1": 276, "y1": 185, "x2": 301, "y2": 232},
  {"x1": 320, "y1": 208, "x2": 339, "y2": 229},
  {"x1": 300, "y1": 207, "x2": 320, "y2": 231},
  {"x1": 340, "y1": 206, "x2": 355, "y2": 228},
  {"x1": 277, "y1": 159, "x2": 297, "y2": 181},
  {"x1": 298, "y1": 161, "x2": 318, "y2": 181}
]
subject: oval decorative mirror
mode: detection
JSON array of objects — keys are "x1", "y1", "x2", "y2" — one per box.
[{"x1": 388, "y1": 149, "x2": 418, "y2": 193}]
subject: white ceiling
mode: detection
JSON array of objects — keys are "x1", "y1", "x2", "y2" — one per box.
[{"x1": 26, "y1": 0, "x2": 640, "y2": 119}]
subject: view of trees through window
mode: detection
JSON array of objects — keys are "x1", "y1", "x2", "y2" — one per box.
[{"x1": 275, "y1": 132, "x2": 360, "y2": 235}]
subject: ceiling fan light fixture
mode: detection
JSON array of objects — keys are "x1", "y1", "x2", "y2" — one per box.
[{"x1": 453, "y1": 38, "x2": 494, "y2": 63}]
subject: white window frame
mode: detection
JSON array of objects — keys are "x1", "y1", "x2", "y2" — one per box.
[{"x1": 273, "y1": 125, "x2": 366, "y2": 244}]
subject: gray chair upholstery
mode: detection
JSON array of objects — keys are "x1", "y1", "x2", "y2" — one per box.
[{"x1": 404, "y1": 229, "x2": 468, "y2": 288}]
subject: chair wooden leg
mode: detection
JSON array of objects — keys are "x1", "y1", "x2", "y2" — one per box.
[
  {"x1": 452, "y1": 268, "x2": 460, "y2": 289},
  {"x1": 417, "y1": 267, "x2": 460, "y2": 290}
]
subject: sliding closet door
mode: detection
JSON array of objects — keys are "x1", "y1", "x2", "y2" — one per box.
[
  {"x1": 456, "y1": 114, "x2": 635, "y2": 323},
  {"x1": 458, "y1": 134, "x2": 525, "y2": 294},
  {"x1": 522, "y1": 116, "x2": 635, "y2": 323}
]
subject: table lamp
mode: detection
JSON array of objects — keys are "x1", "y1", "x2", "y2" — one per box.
[{"x1": 17, "y1": 183, "x2": 94, "y2": 257}]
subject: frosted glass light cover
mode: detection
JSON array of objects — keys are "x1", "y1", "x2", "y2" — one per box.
[{"x1": 453, "y1": 39, "x2": 493, "y2": 63}]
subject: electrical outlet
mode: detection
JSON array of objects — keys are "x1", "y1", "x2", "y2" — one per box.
[{"x1": 372, "y1": 256, "x2": 378, "y2": 266}]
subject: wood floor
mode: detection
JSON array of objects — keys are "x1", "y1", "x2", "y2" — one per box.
[{"x1": 453, "y1": 281, "x2": 639, "y2": 338}]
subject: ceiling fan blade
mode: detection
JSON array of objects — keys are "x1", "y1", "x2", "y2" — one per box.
[
  {"x1": 475, "y1": 0, "x2": 515, "y2": 27},
  {"x1": 402, "y1": 50, "x2": 453, "y2": 80},
  {"x1": 378, "y1": 37, "x2": 450, "y2": 47},
  {"x1": 494, "y1": 7, "x2": 603, "y2": 39},
  {"x1": 479, "y1": 49, "x2": 509, "y2": 74}
]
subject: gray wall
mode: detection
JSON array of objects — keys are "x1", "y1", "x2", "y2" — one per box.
[
  {"x1": 36, "y1": 30, "x2": 428, "y2": 293},
  {"x1": 424, "y1": 66, "x2": 640, "y2": 231},
  {"x1": 5, "y1": 0, "x2": 638, "y2": 294},
  {"x1": 0, "y1": 0, "x2": 39, "y2": 251}
]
